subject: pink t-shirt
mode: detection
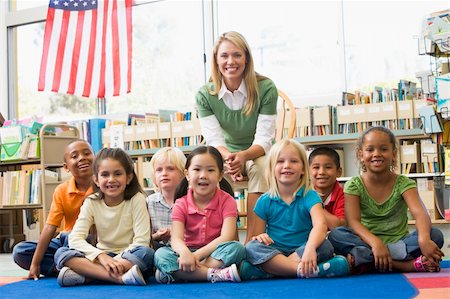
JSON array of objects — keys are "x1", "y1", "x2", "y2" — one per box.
[{"x1": 172, "y1": 188, "x2": 237, "y2": 248}]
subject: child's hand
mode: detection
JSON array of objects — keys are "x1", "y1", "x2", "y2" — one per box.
[
  {"x1": 299, "y1": 247, "x2": 318, "y2": 278},
  {"x1": 372, "y1": 239, "x2": 392, "y2": 272},
  {"x1": 419, "y1": 239, "x2": 444, "y2": 263},
  {"x1": 97, "y1": 252, "x2": 126, "y2": 275},
  {"x1": 28, "y1": 264, "x2": 40, "y2": 280},
  {"x1": 178, "y1": 251, "x2": 200, "y2": 272},
  {"x1": 252, "y1": 233, "x2": 274, "y2": 245},
  {"x1": 154, "y1": 228, "x2": 171, "y2": 243}
]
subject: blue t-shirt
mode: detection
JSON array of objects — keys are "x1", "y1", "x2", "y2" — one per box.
[{"x1": 254, "y1": 187, "x2": 322, "y2": 252}]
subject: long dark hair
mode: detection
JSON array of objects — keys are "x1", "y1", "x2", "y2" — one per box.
[
  {"x1": 92, "y1": 148, "x2": 143, "y2": 200},
  {"x1": 174, "y1": 146, "x2": 233, "y2": 200}
]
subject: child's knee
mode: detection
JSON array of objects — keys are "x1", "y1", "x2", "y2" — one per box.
[{"x1": 430, "y1": 228, "x2": 444, "y2": 248}]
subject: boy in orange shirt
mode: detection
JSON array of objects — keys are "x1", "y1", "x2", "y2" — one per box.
[
  {"x1": 12, "y1": 140, "x2": 94, "y2": 279},
  {"x1": 309, "y1": 147, "x2": 345, "y2": 230}
]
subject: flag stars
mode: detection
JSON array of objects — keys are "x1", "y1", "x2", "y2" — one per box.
[
  {"x1": 53, "y1": 0, "x2": 59, "y2": 6},
  {"x1": 63, "y1": 2, "x2": 69, "y2": 6},
  {"x1": 73, "y1": 2, "x2": 78, "y2": 7},
  {"x1": 83, "y1": 2, "x2": 88, "y2": 6}
]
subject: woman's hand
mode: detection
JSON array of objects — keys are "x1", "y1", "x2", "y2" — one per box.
[
  {"x1": 97, "y1": 253, "x2": 126, "y2": 275},
  {"x1": 224, "y1": 152, "x2": 246, "y2": 176},
  {"x1": 371, "y1": 239, "x2": 392, "y2": 272},
  {"x1": 178, "y1": 251, "x2": 200, "y2": 272},
  {"x1": 252, "y1": 233, "x2": 273, "y2": 246},
  {"x1": 299, "y1": 246, "x2": 318, "y2": 278}
]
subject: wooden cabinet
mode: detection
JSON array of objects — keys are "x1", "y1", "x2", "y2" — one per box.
[{"x1": 0, "y1": 123, "x2": 79, "y2": 251}]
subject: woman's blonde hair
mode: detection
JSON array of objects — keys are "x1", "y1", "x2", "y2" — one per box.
[
  {"x1": 209, "y1": 31, "x2": 266, "y2": 116},
  {"x1": 148, "y1": 147, "x2": 187, "y2": 189},
  {"x1": 265, "y1": 139, "x2": 312, "y2": 198}
]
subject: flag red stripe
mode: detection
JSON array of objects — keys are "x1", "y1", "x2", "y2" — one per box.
[
  {"x1": 98, "y1": 0, "x2": 109, "y2": 98},
  {"x1": 67, "y1": 11, "x2": 85, "y2": 94},
  {"x1": 126, "y1": 0, "x2": 132, "y2": 93},
  {"x1": 39, "y1": 0, "x2": 132, "y2": 98},
  {"x1": 111, "y1": 0, "x2": 120, "y2": 95},
  {"x1": 82, "y1": 9, "x2": 97, "y2": 97},
  {"x1": 52, "y1": 9, "x2": 71, "y2": 92},
  {"x1": 38, "y1": 8, "x2": 55, "y2": 91}
]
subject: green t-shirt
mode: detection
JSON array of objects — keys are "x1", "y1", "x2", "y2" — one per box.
[
  {"x1": 195, "y1": 78, "x2": 278, "y2": 152},
  {"x1": 344, "y1": 175, "x2": 416, "y2": 244}
]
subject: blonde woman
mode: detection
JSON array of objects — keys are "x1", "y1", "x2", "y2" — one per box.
[{"x1": 196, "y1": 31, "x2": 278, "y2": 243}]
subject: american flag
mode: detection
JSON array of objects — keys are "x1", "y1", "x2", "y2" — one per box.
[{"x1": 38, "y1": 0, "x2": 132, "y2": 98}]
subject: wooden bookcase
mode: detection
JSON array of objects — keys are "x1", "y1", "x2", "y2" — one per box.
[{"x1": 0, "y1": 123, "x2": 79, "y2": 252}]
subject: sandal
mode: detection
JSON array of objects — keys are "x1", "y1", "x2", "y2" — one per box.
[{"x1": 413, "y1": 255, "x2": 441, "y2": 272}]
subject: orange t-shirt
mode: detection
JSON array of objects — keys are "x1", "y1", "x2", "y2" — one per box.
[{"x1": 46, "y1": 177, "x2": 93, "y2": 231}]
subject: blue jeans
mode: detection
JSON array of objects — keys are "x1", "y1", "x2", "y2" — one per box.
[
  {"x1": 245, "y1": 239, "x2": 334, "y2": 265},
  {"x1": 54, "y1": 245, "x2": 155, "y2": 277},
  {"x1": 328, "y1": 226, "x2": 444, "y2": 267},
  {"x1": 154, "y1": 241, "x2": 246, "y2": 281},
  {"x1": 12, "y1": 232, "x2": 70, "y2": 277}
]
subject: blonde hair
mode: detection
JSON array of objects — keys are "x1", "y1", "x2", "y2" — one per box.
[
  {"x1": 265, "y1": 139, "x2": 312, "y2": 198},
  {"x1": 209, "y1": 31, "x2": 267, "y2": 116},
  {"x1": 148, "y1": 147, "x2": 187, "y2": 189}
]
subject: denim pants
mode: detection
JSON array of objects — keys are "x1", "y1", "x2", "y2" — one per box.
[
  {"x1": 154, "y1": 241, "x2": 246, "y2": 281},
  {"x1": 54, "y1": 245, "x2": 155, "y2": 277},
  {"x1": 245, "y1": 238, "x2": 334, "y2": 266},
  {"x1": 328, "y1": 226, "x2": 444, "y2": 267},
  {"x1": 12, "y1": 232, "x2": 70, "y2": 277}
]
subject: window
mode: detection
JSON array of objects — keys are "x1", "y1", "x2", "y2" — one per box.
[
  {"x1": 107, "y1": 0, "x2": 205, "y2": 114},
  {"x1": 16, "y1": 22, "x2": 96, "y2": 122},
  {"x1": 216, "y1": 1, "x2": 344, "y2": 107},
  {"x1": 12, "y1": 0, "x2": 48, "y2": 11},
  {"x1": 342, "y1": 1, "x2": 450, "y2": 91}
]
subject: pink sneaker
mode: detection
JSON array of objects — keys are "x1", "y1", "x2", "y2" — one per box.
[{"x1": 209, "y1": 264, "x2": 241, "y2": 283}]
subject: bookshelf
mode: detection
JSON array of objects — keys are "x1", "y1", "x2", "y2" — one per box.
[{"x1": 0, "y1": 123, "x2": 80, "y2": 251}]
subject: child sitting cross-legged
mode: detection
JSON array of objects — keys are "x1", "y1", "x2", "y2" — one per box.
[
  {"x1": 242, "y1": 139, "x2": 349, "y2": 280},
  {"x1": 153, "y1": 146, "x2": 246, "y2": 283},
  {"x1": 146, "y1": 147, "x2": 187, "y2": 250},
  {"x1": 54, "y1": 148, "x2": 154, "y2": 286},
  {"x1": 328, "y1": 126, "x2": 444, "y2": 274},
  {"x1": 309, "y1": 146, "x2": 346, "y2": 230}
]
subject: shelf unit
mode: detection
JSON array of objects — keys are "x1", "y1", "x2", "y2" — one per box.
[
  {"x1": 122, "y1": 129, "x2": 448, "y2": 228},
  {"x1": 0, "y1": 123, "x2": 79, "y2": 251}
]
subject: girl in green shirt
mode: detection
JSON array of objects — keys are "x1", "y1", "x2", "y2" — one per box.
[{"x1": 328, "y1": 126, "x2": 444, "y2": 274}]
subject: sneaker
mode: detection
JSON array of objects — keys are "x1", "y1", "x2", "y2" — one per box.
[
  {"x1": 122, "y1": 265, "x2": 146, "y2": 286},
  {"x1": 57, "y1": 266, "x2": 85, "y2": 287},
  {"x1": 209, "y1": 264, "x2": 241, "y2": 283},
  {"x1": 155, "y1": 269, "x2": 174, "y2": 284},
  {"x1": 318, "y1": 255, "x2": 350, "y2": 277},
  {"x1": 239, "y1": 260, "x2": 273, "y2": 281},
  {"x1": 297, "y1": 255, "x2": 350, "y2": 278}
]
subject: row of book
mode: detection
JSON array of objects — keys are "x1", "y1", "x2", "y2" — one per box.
[
  {"x1": 295, "y1": 98, "x2": 442, "y2": 137},
  {"x1": 0, "y1": 168, "x2": 42, "y2": 207},
  {"x1": 101, "y1": 118, "x2": 203, "y2": 151},
  {"x1": 400, "y1": 139, "x2": 443, "y2": 174},
  {"x1": 341, "y1": 80, "x2": 418, "y2": 106}
]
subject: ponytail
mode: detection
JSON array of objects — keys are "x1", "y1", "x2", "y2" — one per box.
[
  {"x1": 219, "y1": 178, "x2": 234, "y2": 198},
  {"x1": 174, "y1": 177, "x2": 189, "y2": 202}
]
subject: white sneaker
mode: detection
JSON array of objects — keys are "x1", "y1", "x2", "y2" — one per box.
[
  {"x1": 122, "y1": 265, "x2": 146, "y2": 286},
  {"x1": 57, "y1": 266, "x2": 85, "y2": 287},
  {"x1": 209, "y1": 264, "x2": 241, "y2": 283}
]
